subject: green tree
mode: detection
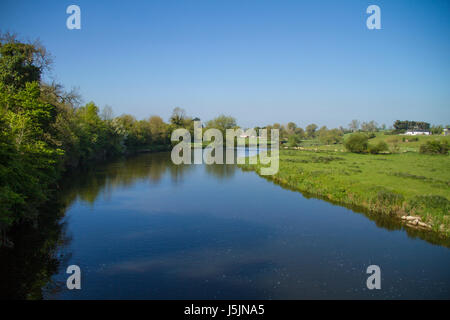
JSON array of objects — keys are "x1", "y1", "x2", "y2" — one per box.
[
  {"x1": 149, "y1": 115, "x2": 168, "y2": 145},
  {"x1": 306, "y1": 123, "x2": 318, "y2": 138},
  {"x1": 294, "y1": 127, "x2": 305, "y2": 138},
  {"x1": 205, "y1": 115, "x2": 237, "y2": 135},
  {"x1": 287, "y1": 134, "x2": 301, "y2": 147},
  {"x1": 287, "y1": 122, "x2": 297, "y2": 133},
  {"x1": 0, "y1": 40, "x2": 48, "y2": 92},
  {"x1": 319, "y1": 128, "x2": 343, "y2": 145},
  {"x1": 344, "y1": 133, "x2": 369, "y2": 153}
]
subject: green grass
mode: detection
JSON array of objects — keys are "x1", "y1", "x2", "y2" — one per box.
[
  {"x1": 369, "y1": 133, "x2": 449, "y2": 153},
  {"x1": 240, "y1": 148, "x2": 450, "y2": 237},
  {"x1": 293, "y1": 132, "x2": 449, "y2": 153}
]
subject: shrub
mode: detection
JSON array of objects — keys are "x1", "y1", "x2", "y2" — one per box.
[
  {"x1": 419, "y1": 140, "x2": 449, "y2": 155},
  {"x1": 344, "y1": 133, "x2": 369, "y2": 153},
  {"x1": 377, "y1": 190, "x2": 404, "y2": 206},
  {"x1": 287, "y1": 134, "x2": 301, "y2": 147},
  {"x1": 409, "y1": 195, "x2": 450, "y2": 211},
  {"x1": 368, "y1": 141, "x2": 389, "y2": 154},
  {"x1": 402, "y1": 136, "x2": 419, "y2": 142}
]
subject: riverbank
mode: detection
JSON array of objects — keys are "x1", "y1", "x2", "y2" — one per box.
[
  {"x1": 239, "y1": 149, "x2": 450, "y2": 237},
  {"x1": 126, "y1": 144, "x2": 172, "y2": 154}
]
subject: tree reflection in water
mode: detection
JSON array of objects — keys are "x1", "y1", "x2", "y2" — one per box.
[{"x1": 1, "y1": 150, "x2": 448, "y2": 299}]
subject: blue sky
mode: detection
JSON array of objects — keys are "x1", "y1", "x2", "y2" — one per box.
[{"x1": 1, "y1": 0, "x2": 449, "y2": 128}]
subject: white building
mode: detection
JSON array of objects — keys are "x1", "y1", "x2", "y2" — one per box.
[{"x1": 404, "y1": 130, "x2": 430, "y2": 136}]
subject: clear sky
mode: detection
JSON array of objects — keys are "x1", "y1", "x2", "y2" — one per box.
[{"x1": 1, "y1": 0, "x2": 449, "y2": 128}]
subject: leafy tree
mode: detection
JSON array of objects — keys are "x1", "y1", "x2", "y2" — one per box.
[
  {"x1": 344, "y1": 133, "x2": 369, "y2": 153},
  {"x1": 306, "y1": 123, "x2": 318, "y2": 138},
  {"x1": 294, "y1": 127, "x2": 305, "y2": 138},
  {"x1": 287, "y1": 134, "x2": 301, "y2": 147},
  {"x1": 0, "y1": 34, "x2": 51, "y2": 92},
  {"x1": 149, "y1": 115, "x2": 168, "y2": 145},
  {"x1": 319, "y1": 128, "x2": 343, "y2": 145},
  {"x1": 205, "y1": 115, "x2": 237, "y2": 135},
  {"x1": 0, "y1": 35, "x2": 174, "y2": 232},
  {"x1": 287, "y1": 122, "x2": 297, "y2": 132}
]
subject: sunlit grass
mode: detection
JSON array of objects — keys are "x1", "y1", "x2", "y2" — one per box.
[{"x1": 240, "y1": 148, "x2": 450, "y2": 236}]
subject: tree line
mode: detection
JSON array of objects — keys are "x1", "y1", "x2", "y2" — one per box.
[
  {"x1": 0, "y1": 35, "x2": 236, "y2": 230},
  {"x1": 1, "y1": 34, "x2": 448, "y2": 230}
]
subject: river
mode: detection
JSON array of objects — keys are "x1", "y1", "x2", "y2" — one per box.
[{"x1": 1, "y1": 150, "x2": 449, "y2": 299}]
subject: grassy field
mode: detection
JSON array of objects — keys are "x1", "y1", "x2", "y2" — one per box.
[
  {"x1": 240, "y1": 136, "x2": 450, "y2": 237},
  {"x1": 295, "y1": 132, "x2": 449, "y2": 152}
]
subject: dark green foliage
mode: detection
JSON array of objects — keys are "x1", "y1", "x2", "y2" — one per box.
[
  {"x1": 0, "y1": 37, "x2": 172, "y2": 230},
  {"x1": 419, "y1": 140, "x2": 449, "y2": 155},
  {"x1": 368, "y1": 141, "x2": 389, "y2": 154},
  {"x1": 305, "y1": 124, "x2": 318, "y2": 138},
  {"x1": 287, "y1": 134, "x2": 301, "y2": 147},
  {"x1": 409, "y1": 195, "x2": 450, "y2": 211},
  {"x1": 205, "y1": 114, "x2": 237, "y2": 135},
  {"x1": 318, "y1": 128, "x2": 343, "y2": 145},
  {"x1": 344, "y1": 133, "x2": 369, "y2": 153},
  {"x1": 0, "y1": 42, "x2": 42, "y2": 91},
  {"x1": 394, "y1": 120, "x2": 430, "y2": 132},
  {"x1": 377, "y1": 190, "x2": 404, "y2": 207}
]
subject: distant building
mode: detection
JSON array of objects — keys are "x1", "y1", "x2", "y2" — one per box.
[
  {"x1": 444, "y1": 128, "x2": 449, "y2": 136},
  {"x1": 404, "y1": 130, "x2": 430, "y2": 136}
]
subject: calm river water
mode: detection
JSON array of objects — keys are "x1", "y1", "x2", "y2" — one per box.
[{"x1": 1, "y1": 150, "x2": 449, "y2": 299}]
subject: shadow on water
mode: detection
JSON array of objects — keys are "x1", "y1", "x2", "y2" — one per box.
[
  {"x1": 245, "y1": 170, "x2": 450, "y2": 248},
  {"x1": 0, "y1": 151, "x2": 240, "y2": 299},
  {"x1": 1, "y1": 149, "x2": 449, "y2": 299},
  {"x1": 0, "y1": 201, "x2": 72, "y2": 299}
]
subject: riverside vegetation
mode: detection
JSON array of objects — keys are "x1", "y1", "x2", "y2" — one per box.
[
  {"x1": 240, "y1": 132, "x2": 450, "y2": 237},
  {"x1": 1, "y1": 34, "x2": 449, "y2": 240},
  {"x1": 0, "y1": 34, "x2": 236, "y2": 235}
]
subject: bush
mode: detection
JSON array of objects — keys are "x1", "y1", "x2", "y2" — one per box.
[
  {"x1": 377, "y1": 190, "x2": 404, "y2": 206},
  {"x1": 287, "y1": 134, "x2": 301, "y2": 147},
  {"x1": 344, "y1": 133, "x2": 369, "y2": 153},
  {"x1": 402, "y1": 136, "x2": 419, "y2": 142},
  {"x1": 419, "y1": 140, "x2": 449, "y2": 155},
  {"x1": 368, "y1": 141, "x2": 389, "y2": 154},
  {"x1": 409, "y1": 195, "x2": 450, "y2": 211}
]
